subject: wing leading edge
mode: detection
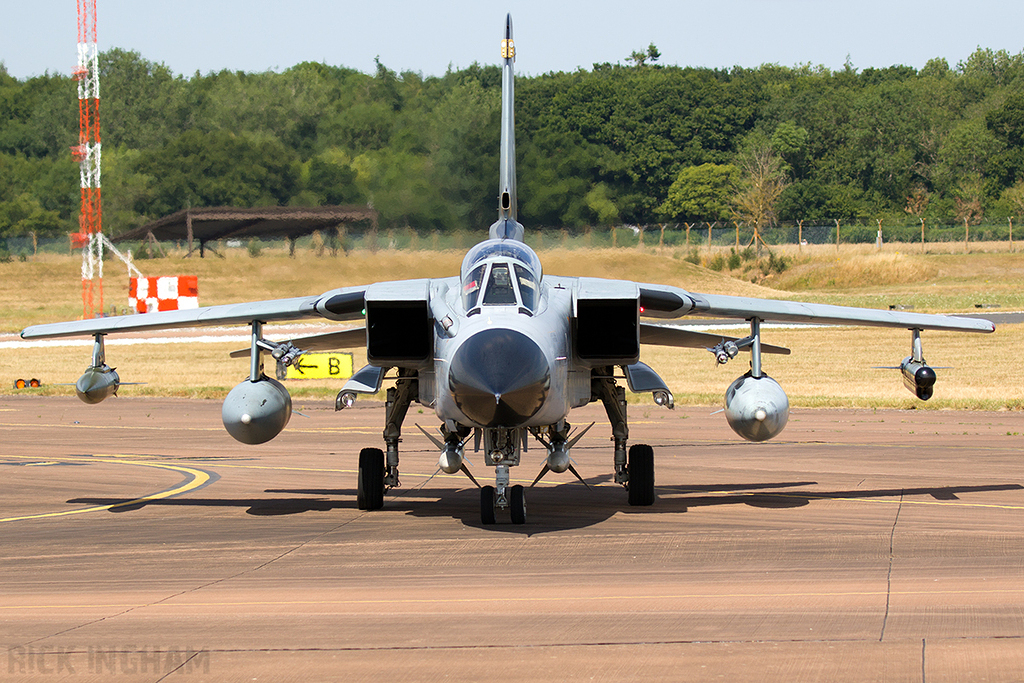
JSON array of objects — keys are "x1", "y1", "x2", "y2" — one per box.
[
  {"x1": 637, "y1": 284, "x2": 994, "y2": 333},
  {"x1": 20, "y1": 286, "x2": 369, "y2": 340}
]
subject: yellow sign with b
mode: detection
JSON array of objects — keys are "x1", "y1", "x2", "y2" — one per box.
[{"x1": 278, "y1": 352, "x2": 354, "y2": 380}]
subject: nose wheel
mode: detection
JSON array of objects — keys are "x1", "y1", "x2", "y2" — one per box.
[
  {"x1": 480, "y1": 483, "x2": 526, "y2": 525},
  {"x1": 509, "y1": 484, "x2": 527, "y2": 524}
]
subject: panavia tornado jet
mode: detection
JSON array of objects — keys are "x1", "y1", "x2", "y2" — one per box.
[{"x1": 22, "y1": 15, "x2": 994, "y2": 524}]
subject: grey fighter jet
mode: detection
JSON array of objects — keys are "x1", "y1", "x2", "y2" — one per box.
[{"x1": 21, "y1": 15, "x2": 994, "y2": 524}]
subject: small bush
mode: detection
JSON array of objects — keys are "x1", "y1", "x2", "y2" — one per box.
[
  {"x1": 768, "y1": 251, "x2": 789, "y2": 274},
  {"x1": 247, "y1": 238, "x2": 263, "y2": 258},
  {"x1": 708, "y1": 254, "x2": 726, "y2": 271},
  {"x1": 683, "y1": 248, "x2": 701, "y2": 265},
  {"x1": 727, "y1": 249, "x2": 742, "y2": 270}
]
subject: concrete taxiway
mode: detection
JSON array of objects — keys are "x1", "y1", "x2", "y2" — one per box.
[{"x1": 0, "y1": 395, "x2": 1022, "y2": 681}]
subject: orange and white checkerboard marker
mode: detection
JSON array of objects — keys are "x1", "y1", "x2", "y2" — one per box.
[{"x1": 129, "y1": 276, "x2": 198, "y2": 313}]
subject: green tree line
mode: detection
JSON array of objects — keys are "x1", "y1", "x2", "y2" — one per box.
[{"x1": 4, "y1": 46, "x2": 1024, "y2": 238}]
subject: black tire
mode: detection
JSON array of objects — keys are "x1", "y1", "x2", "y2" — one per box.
[
  {"x1": 480, "y1": 485, "x2": 496, "y2": 525},
  {"x1": 627, "y1": 444, "x2": 655, "y2": 506},
  {"x1": 509, "y1": 484, "x2": 527, "y2": 525},
  {"x1": 357, "y1": 447, "x2": 385, "y2": 511}
]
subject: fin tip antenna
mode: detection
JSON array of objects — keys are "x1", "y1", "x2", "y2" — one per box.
[{"x1": 490, "y1": 13, "x2": 524, "y2": 242}]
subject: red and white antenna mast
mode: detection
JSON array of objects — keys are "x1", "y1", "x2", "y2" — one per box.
[{"x1": 74, "y1": 0, "x2": 102, "y2": 318}]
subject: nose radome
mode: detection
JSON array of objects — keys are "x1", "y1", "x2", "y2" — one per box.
[{"x1": 448, "y1": 328, "x2": 550, "y2": 427}]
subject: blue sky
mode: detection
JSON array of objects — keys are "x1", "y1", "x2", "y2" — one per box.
[{"x1": 4, "y1": 0, "x2": 1023, "y2": 80}]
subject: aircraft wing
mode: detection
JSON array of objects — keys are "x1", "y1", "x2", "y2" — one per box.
[
  {"x1": 639, "y1": 323, "x2": 790, "y2": 354},
  {"x1": 20, "y1": 286, "x2": 369, "y2": 340},
  {"x1": 637, "y1": 284, "x2": 995, "y2": 333},
  {"x1": 227, "y1": 327, "x2": 366, "y2": 359}
]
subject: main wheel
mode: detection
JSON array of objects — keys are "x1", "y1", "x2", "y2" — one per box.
[
  {"x1": 480, "y1": 486, "x2": 496, "y2": 525},
  {"x1": 357, "y1": 447, "x2": 385, "y2": 510},
  {"x1": 627, "y1": 444, "x2": 655, "y2": 506},
  {"x1": 509, "y1": 484, "x2": 527, "y2": 525}
]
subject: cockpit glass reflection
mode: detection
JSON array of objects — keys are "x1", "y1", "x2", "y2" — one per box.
[
  {"x1": 462, "y1": 264, "x2": 487, "y2": 310},
  {"x1": 514, "y1": 264, "x2": 536, "y2": 311},
  {"x1": 482, "y1": 264, "x2": 517, "y2": 305}
]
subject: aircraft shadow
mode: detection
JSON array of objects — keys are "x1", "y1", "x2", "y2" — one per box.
[
  {"x1": 651, "y1": 482, "x2": 1024, "y2": 513},
  {"x1": 66, "y1": 482, "x2": 1023, "y2": 533},
  {"x1": 66, "y1": 495, "x2": 357, "y2": 516}
]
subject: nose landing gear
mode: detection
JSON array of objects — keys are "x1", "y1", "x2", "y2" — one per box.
[{"x1": 479, "y1": 430, "x2": 527, "y2": 525}]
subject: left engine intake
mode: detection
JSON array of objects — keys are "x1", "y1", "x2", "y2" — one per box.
[
  {"x1": 222, "y1": 377, "x2": 292, "y2": 445},
  {"x1": 724, "y1": 373, "x2": 790, "y2": 442}
]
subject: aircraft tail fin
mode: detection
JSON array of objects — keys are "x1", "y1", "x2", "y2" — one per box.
[{"x1": 489, "y1": 13, "x2": 525, "y2": 242}]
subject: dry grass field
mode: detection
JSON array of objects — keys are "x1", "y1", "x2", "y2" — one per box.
[{"x1": 2, "y1": 242, "x2": 1021, "y2": 409}]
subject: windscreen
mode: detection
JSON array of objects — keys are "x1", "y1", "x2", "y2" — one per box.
[{"x1": 482, "y1": 264, "x2": 518, "y2": 305}]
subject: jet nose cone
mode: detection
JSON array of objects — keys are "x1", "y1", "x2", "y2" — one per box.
[{"x1": 449, "y1": 328, "x2": 550, "y2": 427}]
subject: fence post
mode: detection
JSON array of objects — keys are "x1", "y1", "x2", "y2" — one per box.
[
  {"x1": 798, "y1": 219, "x2": 803, "y2": 252},
  {"x1": 1010, "y1": 216, "x2": 1014, "y2": 253},
  {"x1": 876, "y1": 218, "x2": 883, "y2": 250},
  {"x1": 835, "y1": 218, "x2": 841, "y2": 253}
]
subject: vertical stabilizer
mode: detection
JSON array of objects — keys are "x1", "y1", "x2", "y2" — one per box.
[{"x1": 489, "y1": 13, "x2": 525, "y2": 242}]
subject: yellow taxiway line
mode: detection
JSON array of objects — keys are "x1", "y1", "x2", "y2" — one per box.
[{"x1": 0, "y1": 455, "x2": 212, "y2": 523}]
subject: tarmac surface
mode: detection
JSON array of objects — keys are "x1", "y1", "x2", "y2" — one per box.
[{"x1": 1, "y1": 395, "x2": 1022, "y2": 682}]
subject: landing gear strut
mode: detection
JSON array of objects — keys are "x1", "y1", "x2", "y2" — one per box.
[
  {"x1": 357, "y1": 371, "x2": 417, "y2": 511},
  {"x1": 479, "y1": 428, "x2": 527, "y2": 525},
  {"x1": 593, "y1": 367, "x2": 655, "y2": 506}
]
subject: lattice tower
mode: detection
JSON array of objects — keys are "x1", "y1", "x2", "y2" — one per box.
[{"x1": 73, "y1": 0, "x2": 102, "y2": 318}]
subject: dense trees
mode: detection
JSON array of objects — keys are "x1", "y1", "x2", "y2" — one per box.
[{"x1": 4, "y1": 46, "x2": 1024, "y2": 239}]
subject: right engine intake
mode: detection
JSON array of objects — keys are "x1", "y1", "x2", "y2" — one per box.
[{"x1": 724, "y1": 373, "x2": 790, "y2": 442}]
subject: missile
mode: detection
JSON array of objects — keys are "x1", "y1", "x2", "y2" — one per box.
[{"x1": 438, "y1": 445, "x2": 464, "y2": 475}]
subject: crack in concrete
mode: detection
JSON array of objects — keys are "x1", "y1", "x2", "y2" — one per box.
[{"x1": 880, "y1": 489, "x2": 905, "y2": 642}]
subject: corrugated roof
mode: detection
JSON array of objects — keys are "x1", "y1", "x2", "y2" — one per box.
[{"x1": 112, "y1": 206, "x2": 378, "y2": 250}]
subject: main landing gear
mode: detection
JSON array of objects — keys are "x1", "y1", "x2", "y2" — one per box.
[
  {"x1": 355, "y1": 373, "x2": 416, "y2": 511},
  {"x1": 353, "y1": 368, "x2": 655, "y2": 522},
  {"x1": 593, "y1": 367, "x2": 656, "y2": 508}
]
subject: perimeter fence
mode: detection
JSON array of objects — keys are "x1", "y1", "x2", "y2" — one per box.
[{"x1": 2, "y1": 220, "x2": 1021, "y2": 259}]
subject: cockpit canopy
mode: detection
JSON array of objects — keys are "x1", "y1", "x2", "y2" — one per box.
[{"x1": 460, "y1": 239, "x2": 542, "y2": 313}]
